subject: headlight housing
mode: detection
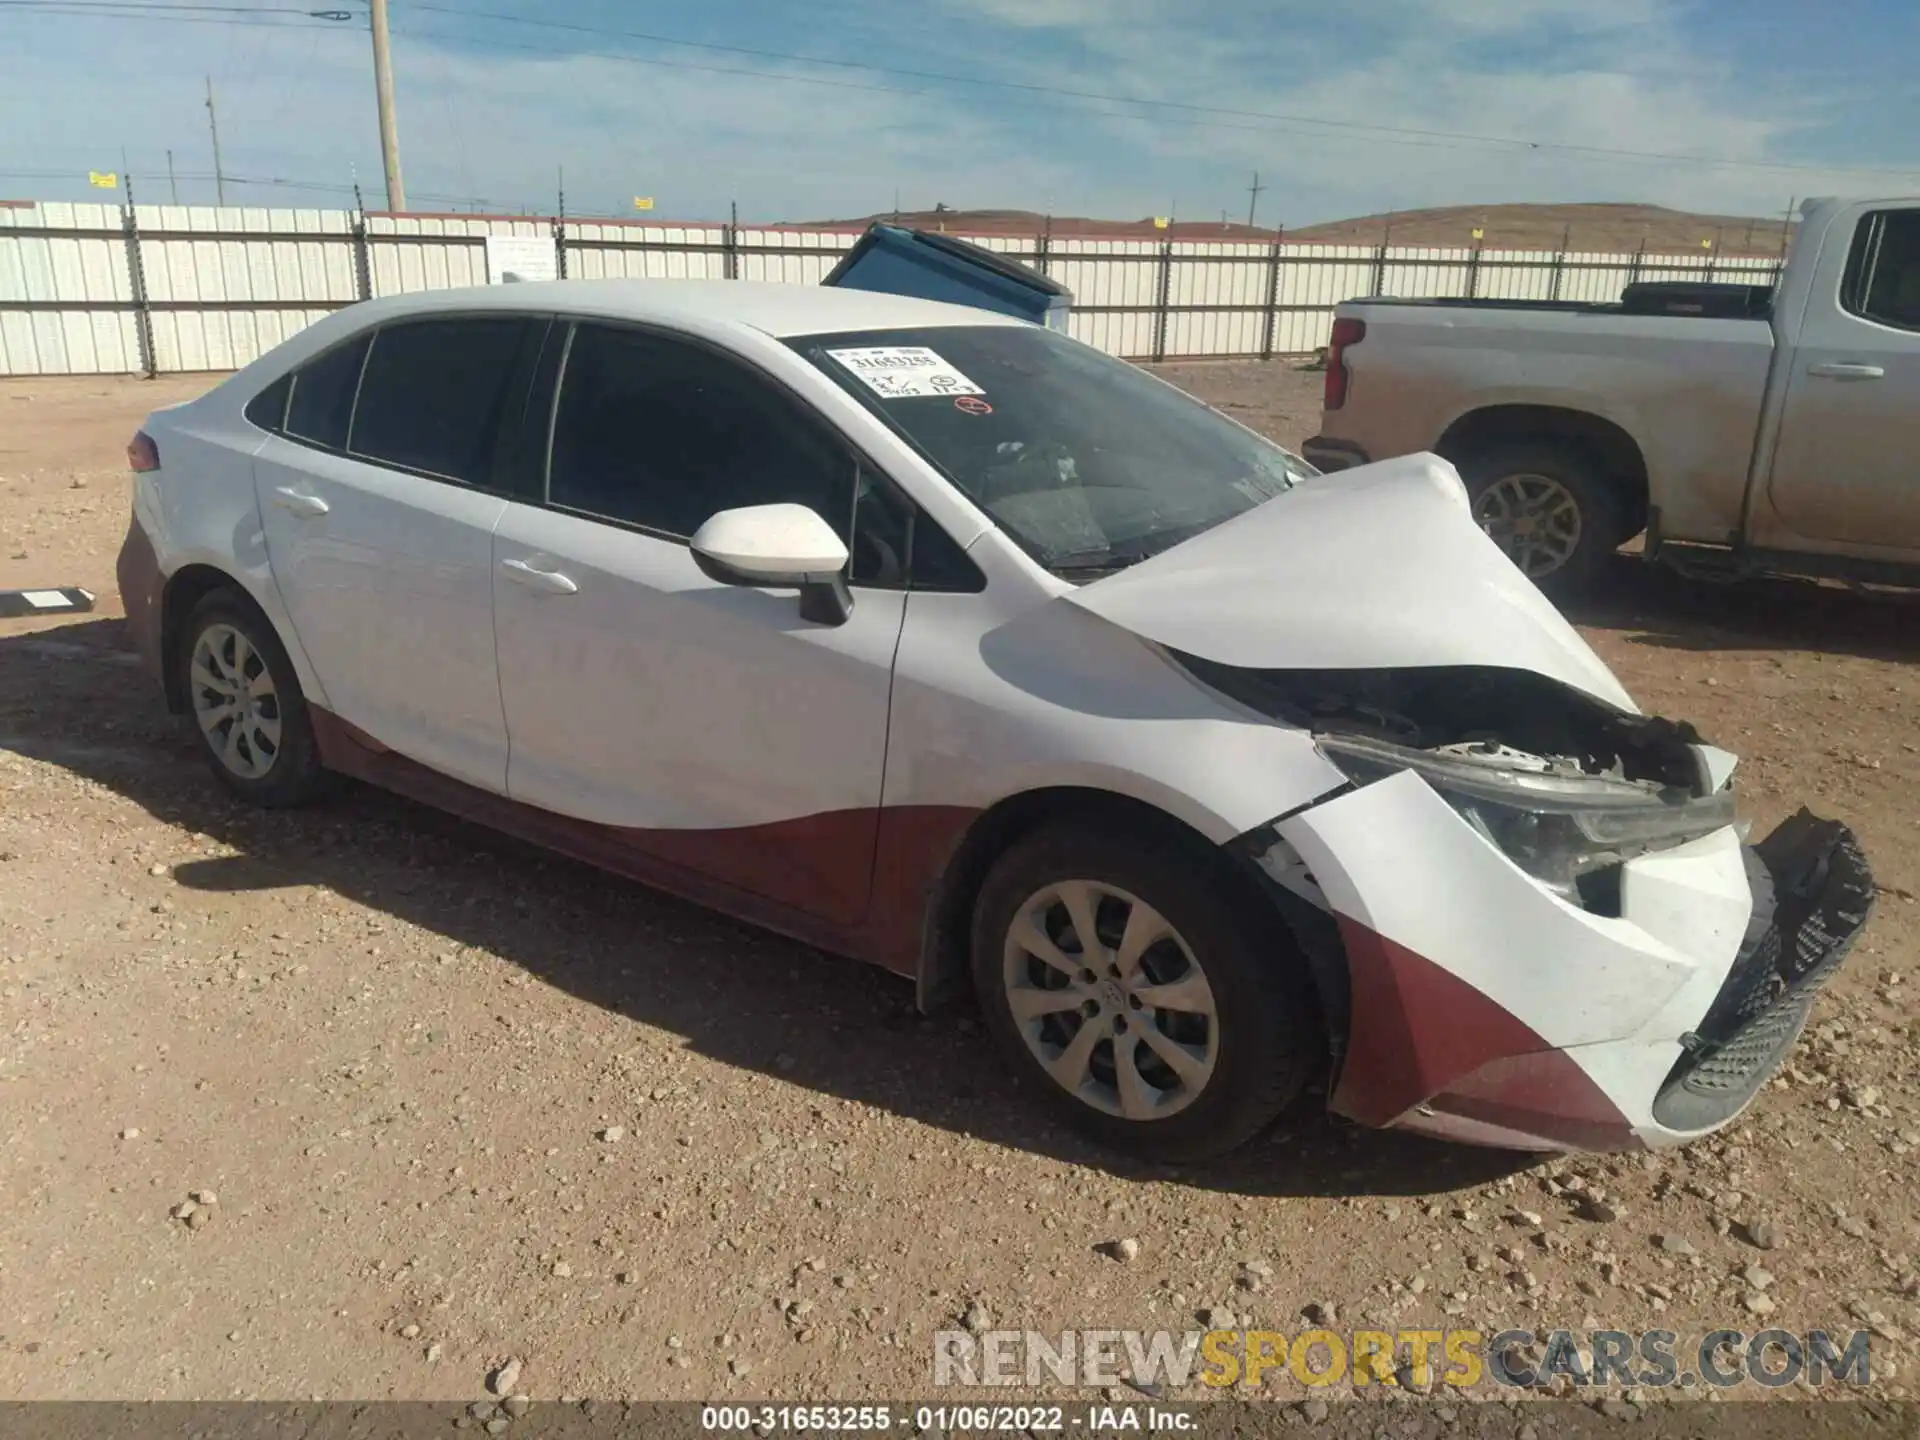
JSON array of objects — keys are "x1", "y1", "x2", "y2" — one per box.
[{"x1": 1315, "y1": 732, "x2": 1739, "y2": 901}]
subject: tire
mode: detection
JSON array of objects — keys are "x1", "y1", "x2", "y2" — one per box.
[
  {"x1": 176, "y1": 589, "x2": 335, "y2": 807},
  {"x1": 971, "y1": 820, "x2": 1318, "y2": 1164},
  {"x1": 1457, "y1": 440, "x2": 1628, "y2": 599}
]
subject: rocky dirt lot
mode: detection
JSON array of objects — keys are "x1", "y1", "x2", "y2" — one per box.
[{"x1": 1, "y1": 366, "x2": 1916, "y2": 1412}]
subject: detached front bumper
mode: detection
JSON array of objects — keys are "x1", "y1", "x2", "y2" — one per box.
[
  {"x1": 1648, "y1": 810, "x2": 1874, "y2": 1134},
  {"x1": 1266, "y1": 773, "x2": 1873, "y2": 1152}
]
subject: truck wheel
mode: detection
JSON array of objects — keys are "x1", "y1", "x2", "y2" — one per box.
[{"x1": 1458, "y1": 441, "x2": 1627, "y2": 598}]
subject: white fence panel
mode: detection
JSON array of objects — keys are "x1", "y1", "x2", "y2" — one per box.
[
  {"x1": 0, "y1": 199, "x2": 1790, "y2": 375},
  {"x1": 1477, "y1": 251, "x2": 1560, "y2": 301}
]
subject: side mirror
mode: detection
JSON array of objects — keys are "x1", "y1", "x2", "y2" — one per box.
[{"x1": 690, "y1": 502, "x2": 854, "y2": 626}]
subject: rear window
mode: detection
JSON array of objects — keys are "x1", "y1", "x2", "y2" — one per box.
[
  {"x1": 243, "y1": 373, "x2": 290, "y2": 432},
  {"x1": 348, "y1": 317, "x2": 534, "y2": 483},
  {"x1": 284, "y1": 334, "x2": 370, "y2": 450}
]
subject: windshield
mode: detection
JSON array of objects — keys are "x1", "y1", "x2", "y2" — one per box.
[{"x1": 791, "y1": 325, "x2": 1316, "y2": 577}]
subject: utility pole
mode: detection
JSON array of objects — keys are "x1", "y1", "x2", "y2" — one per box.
[
  {"x1": 369, "y1": 0, "x2": 407, "y2": 211},
  {"x1": 1246, "y1": 170, "x2": 1264, "y2": 229},
  {"x1": 204, "y1": 76, "x2": 226, "y2": 206}
]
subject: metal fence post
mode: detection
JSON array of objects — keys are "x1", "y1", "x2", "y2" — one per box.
[
  {"x1": 1369, "y1": 238, "x2": 1388, "y2": 297},
  {"x1": 1034, "y1": 215, "x2": 1052, "y2": 277},
  {"x1": 351, "y1": 183, "x2": 375, "y2": 300},
  {"x1": 1465, "y1": 242, "x2": 1482, "y2": 300},
  {"x1": 1151, "y1": 236, "x2": 1174, "y2": 363},
  {"x1": 1548, "y1": 226, "x2": 1569, "y2": 301},
  {"x1": 554, "y1": 188, "x2": 569, "y2": 281},
  {"x1": 1627, "y1": 241, "x2": 1645, "y2": 290},
  {"x1": 120, "y1": 176, "x2": 157, "y2": 379},
  {"x1": 352, "y1": 214, "x2": 373, "y2": 301},
  {"x1": 724, "y1": 201, "x2": 739, "y2": 281},
  {"x1": 1259, "y1": 226, "x2": 1284, "y2": 360}
]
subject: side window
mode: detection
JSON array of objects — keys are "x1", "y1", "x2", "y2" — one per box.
[
  {"x1": 851, "y1": 468, "x2": 911, "y2": 586},
  {"x1": 243, "y1": 373, "x2": 290, "y2": 433},
  {"x1": 848, "y1": 468, "x2": 985, "y2": 591},
  {"x1": 548, "y1": 323, "x2": 856, "y2": 542},
  {"x1": 910, "y1": 509, "x2": 987, "y2": 593},
  {"x1": 348, "y1": 317, "x2": 533, "y2": 483},
  {"x1": 1842, "y1": 210, "x2": 1920, "y2": 332},
  {"x1": 283, "y1": 333, "x2": 370, "y2": 450}
]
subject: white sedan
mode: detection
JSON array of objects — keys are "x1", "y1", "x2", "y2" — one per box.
[{"x1": 116, "y1": 279, "x2": 1873, "y2": 1161}]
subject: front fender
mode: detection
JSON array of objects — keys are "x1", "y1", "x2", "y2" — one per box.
[{"x1": 1273, "y1": 770, "x2": 1752, "y2": 1146}]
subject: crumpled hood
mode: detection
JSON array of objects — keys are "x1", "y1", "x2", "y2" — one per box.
[{"x1": 1063, "y1": 452, "x2": 1637, "y2": 712}]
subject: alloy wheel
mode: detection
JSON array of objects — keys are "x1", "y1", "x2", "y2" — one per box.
[
  {"x1": 1001, "y1": 879, "x2": 1220, "y2": 1121},
  {"x1": 189, "y1": 622, "x2": 282, "y2": 780},
  {"x1": 1473, "y1": 472, "x2": 1584, "y2": 578}
]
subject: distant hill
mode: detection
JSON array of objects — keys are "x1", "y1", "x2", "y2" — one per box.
[
  {"x1": 1284, "y1": 202, "x2": 1795, "y2": 256},
  {"x1": 788, "y1": 206, "x2": 1274, "y2": 241},
  {"x1": 795, "y1": 201, "x2": 1796, "y2": 256}
]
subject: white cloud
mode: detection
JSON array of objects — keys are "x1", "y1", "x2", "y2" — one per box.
[{"x1": 0, "y1": 0, "x2": 1905, "y2": 227}]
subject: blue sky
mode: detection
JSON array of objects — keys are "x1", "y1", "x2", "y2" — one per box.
[{"x1": 3, "y1": 0, "x2": 1917, "y2": 225}]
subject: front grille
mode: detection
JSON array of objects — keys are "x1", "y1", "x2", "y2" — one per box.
[{"x1": 1652, "y1": 811, "x2": 1874, "y2": 1132}]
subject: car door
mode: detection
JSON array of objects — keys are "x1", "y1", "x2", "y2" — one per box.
[
  {"x1": 491, "y1": 320, "x2": 913, "y2": 927},
  {"x1": 252, "y1": 314, "x2": 546, "y2": 792},
  {"x1": 1761, "y1": 204, "x2": 1920, "y2": 554}
]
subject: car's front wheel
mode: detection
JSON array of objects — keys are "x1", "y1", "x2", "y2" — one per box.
[
  {"x1": 178, "y1": 589, "x2": 334, "y2": 807},
  {"x1": 971, "y1": 820, "x2": 1318, "y2": 1163}
]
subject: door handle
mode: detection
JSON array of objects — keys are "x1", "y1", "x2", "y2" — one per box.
[
  {"x1": 498, "y1": 557, "x2": 579, "y2": 595},
  {"x1": 272, "y1": 486, "x2": 330, "y2": 517},
  {"x1": 1808, "y1": 362, "x2": 1886, "y2": 380}
]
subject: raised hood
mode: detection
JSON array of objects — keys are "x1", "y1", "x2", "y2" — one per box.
[{"x1": 1063, "y1": 452, "x2": 1637, "y2": 712}]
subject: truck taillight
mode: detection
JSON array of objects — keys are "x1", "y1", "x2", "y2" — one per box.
[
  {"x1": 127, "y1": 430, "x2": 160, "y2": 472},
  {"x1": 1324, "y1": 317, "x2": 1365, "y2": 411}
]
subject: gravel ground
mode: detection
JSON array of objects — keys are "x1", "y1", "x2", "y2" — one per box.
[{"x1": 1, "y1": 365, "x2": 1917, "y2": 1408}]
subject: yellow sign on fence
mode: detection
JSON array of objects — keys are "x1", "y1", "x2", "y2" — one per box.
[
  {"x1": 88, "y1": 170, "x2": 118, "y2": 189},
  {"x1": 632, "y1": 196, "x2": 654, "y2": 212},
  {"x1": 1151, "y1": 216, "x2": 1169, "y2": 230}
]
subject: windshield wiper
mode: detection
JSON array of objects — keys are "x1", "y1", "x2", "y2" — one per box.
[{"x1": 1046, "y1": 547, "x2": 1152, "y2": 579}]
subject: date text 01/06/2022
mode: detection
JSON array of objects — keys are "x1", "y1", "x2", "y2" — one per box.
[{"x1": 699, "y1": 1404, "x2": 1192, "y2": 1432}]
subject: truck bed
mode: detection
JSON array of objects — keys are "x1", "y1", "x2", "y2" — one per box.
[
  {"x1": 1353, "y1": 281, "x2": 1775, "y2": 321},
  {"x1": 1318, "y1": 294, "x2": 1778, "y2": 545}
]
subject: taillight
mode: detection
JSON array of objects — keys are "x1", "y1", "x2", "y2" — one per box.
[
  {"x1": 128, "y1": 430, "x2": 160, "y2": 472},
  {"x1": 1324, "y1": 317, "x2": 1365, "y2": 411}
]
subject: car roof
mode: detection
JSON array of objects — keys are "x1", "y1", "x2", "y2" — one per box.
[{"x1": 334, "y1": 277, "x2": 1031, "y2": 339}]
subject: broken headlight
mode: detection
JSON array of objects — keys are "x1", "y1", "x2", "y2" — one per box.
[{"x1": 1315, "y1": 732, "x2": 1738, "y2": 900}]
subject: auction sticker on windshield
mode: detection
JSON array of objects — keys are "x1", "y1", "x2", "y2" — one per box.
[{"x1": 827, "y1": 346, "x2": 984, "y2": 399}]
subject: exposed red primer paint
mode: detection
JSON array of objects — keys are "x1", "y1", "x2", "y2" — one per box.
[
  {"x1": 308, "y1": 707, "x2": 978, "y2": 975},
  {"x1": 115, "y1": 516, "x2": 164, "y2": 684},
  {"x1": 1329, "y1": 915, "x2": 1634, "y2": 1146}
]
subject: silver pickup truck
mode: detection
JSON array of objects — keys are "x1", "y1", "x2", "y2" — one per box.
[{"x1": 1302, "y1": 196, "x2": 1920, "y2": 596}]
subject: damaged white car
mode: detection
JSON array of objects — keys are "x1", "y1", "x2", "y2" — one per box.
[{"x1": 117, "y1": 281, "x2": 1875, "y2": 1162}]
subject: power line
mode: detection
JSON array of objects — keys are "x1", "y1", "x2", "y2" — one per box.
[
  {"x1": 0, "y1": 1, "x2": 353, "y2": 11},
  {"x1": 388, "y1": 19, "x2": 1543, "y2": 161},
  {"x1": 0, "y1": 8, "x2": 351, "y2": 26},
  {"x1": 407, "y1": 1, "x2": 1920, "y2": 179},
  {"x1": 0, "y1": 163, "x2": 515, "y2": 207}
]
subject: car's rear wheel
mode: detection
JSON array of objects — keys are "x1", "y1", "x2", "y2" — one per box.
[
  {"x1": 178, "y1": 590, "x2": 334, "y2": 807},
  {"x1": 971, "y1": 821, "x2": 1317, "y2": 1163}
]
